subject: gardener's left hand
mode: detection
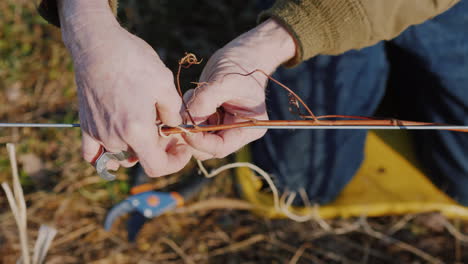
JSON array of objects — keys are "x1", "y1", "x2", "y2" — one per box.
[{"x1": 182, "y1": 19, "x2": 296, "y2": 160}]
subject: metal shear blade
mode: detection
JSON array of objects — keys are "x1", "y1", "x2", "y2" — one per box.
[{"x1": 94, "y1": 151, "x2": 131, "y2": 181}]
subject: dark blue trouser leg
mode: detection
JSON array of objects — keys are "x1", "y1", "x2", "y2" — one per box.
[
  {"x1": 252, "y1": 1, "x2": 468, "y2": 206},
  {"x1": 252, "y1": 43, "x2": 389, "y2": 204},
  {"x1": 391, "y1": 1, "x2": 468, "y2": 205}
]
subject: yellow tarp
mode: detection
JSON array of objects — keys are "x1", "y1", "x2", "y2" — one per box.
[{"x1": 236, "y1": 131, "x2": 468, "y2": 219}]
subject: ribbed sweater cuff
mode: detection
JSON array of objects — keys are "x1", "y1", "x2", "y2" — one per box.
[
  {"x1": 37, "y1": 0, "x2": 118, "y2": 27},
  {"x1": 260, "y1": 0, "x2": 369, "y2": 67}
]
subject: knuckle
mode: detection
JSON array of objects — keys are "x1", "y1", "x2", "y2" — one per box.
[
  {"x1": 124, "y1": 122, "x2": 146, "y2": 138},
  {"x1": 103, "y1": 138, "x2": 125, "y2": 152}
]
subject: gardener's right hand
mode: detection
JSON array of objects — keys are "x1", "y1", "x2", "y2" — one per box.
[{"x1": 58, "y1": 0, "x2": 191, "y2": 177}]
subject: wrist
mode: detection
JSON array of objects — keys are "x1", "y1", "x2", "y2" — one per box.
[
  {"x1": 232, "y1": 18, "x2": 296, "y2": 73},
  {"x1": 58, "y1": 0, "x2": 119, "y2": 53},
  {"x1": 258, "y1": 19, "x2": 297, "y2": 68}
]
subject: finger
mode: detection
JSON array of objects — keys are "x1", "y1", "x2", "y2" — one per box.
[
  {"x1": 184, "y1": 83, "x2": 228, "y2": 123},
  {"x1": 157, "y1": 89, "x2": 184, "y2": 127},
  {"x1": 106, "y1": 159, "x2": 120, "y2": 171},
  {"x1": 82, "y1": 132, "x2": 131, "y2": 172},
  {"x1": 165, "y1": 144, "x2": 193, "y2": 173},
  {"x1": 141, "y1": 143, "x2": 192, "y2": 177},
  {"x1": 118, "y1": 157, "x2": 139, "y2": 168},
  {"x1": 126, "y1": 123, "x2": 192, "y2": 177},
  {"x1": 182, "y1": 88, "x2": 194, "y2": 105},
  {"x1": 100, "y1": 139, "x2": 135, "y2": 169},
  {"x1": 183, "y1": 126, "x2": 266, "y2": 159},
  {"x1": 83, "y1": 131, "x2": 137, "y2": 170},
  {"x1": 188, "y1": 141, "x2": 214, "y2": 161},
  {"x1": 82, "y1": 132, "x2": 103, "y2": 163}
]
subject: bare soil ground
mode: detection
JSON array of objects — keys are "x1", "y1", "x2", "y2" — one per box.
[{"x1": 1, "y1": 1, "x2": 468, "y2": 263}]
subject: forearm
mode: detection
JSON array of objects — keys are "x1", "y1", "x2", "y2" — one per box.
[
  {"x1": 261, "y1": 0, "x2": 460, "y2": 66},
  {"x1": 57, "y1": 0, "x2": 120, "y2": 57},
  {"x1": 57, "y1": 0, "x2": 112, "y2": 22},
  {"x1": 38, "y1": 0, "x2": 118, "y2": 27}
]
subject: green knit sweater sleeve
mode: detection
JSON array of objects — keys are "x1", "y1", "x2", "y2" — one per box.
[
  {"x1": 37, "y1": 0, "x2": 118, "y2": 27},
  {"x1": 260, "y1": 0, "x2": 460, "y2": 66}
]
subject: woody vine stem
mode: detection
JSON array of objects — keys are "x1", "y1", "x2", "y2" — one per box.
[
  {"x1": 168, "y1": 52, "x2": 468, "y2": 223},
  {"x1": 167, "y1": 52, "x2": 468, "y2": 134}
]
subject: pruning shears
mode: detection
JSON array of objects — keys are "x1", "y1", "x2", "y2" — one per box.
[{"x1": 103, "y1": 165, "x2": 210, "y2": 241}]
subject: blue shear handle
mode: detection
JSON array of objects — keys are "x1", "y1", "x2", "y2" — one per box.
[
  {"x1": 128, "y1": 191, "x2": 180, "y2": 218},
  {"x1": 104, "y1": 191, "x2": 181, "y2": 231}
]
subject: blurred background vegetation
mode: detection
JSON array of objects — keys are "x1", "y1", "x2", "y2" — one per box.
[{"x1": 1, "y1": 1, "x2": 467, "y2": 263}]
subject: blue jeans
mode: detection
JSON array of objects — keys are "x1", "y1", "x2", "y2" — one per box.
[{"x1": 252, "y1": 1, "x2": 468, "y2": 205}]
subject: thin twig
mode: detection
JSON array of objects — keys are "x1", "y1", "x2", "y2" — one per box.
[
  {"x1": 281, "y1": 240, "x2": 360, "y2": 264},
  {"x1": 361, "y1": 241, "x2": 371, "y2": 264},
  {"x1": 177, "y1": 53, "x2": 202, "y2": 126},
  {"x1": 440, "y1": 218, "x2": 468, "y2": 243},
  {"x1": 208, "y1": 234, "x2": 266, "y2": 257},
  {"x1": 332, "y1": 236, "x2": 393, "y2": 263},
  {"x1": 387, "y1": 214, "x2": 416, "y2": 236},
  {"x1": 225, "y1": 69, "x2": 317, "y2": 120},
  {"x1": 288, "y1": 244, "x2": 307, "y2": 264},
  {"x1": 52, "y1": 225, "x2": 95, "y2": 247},
  {"x1": 454, "y1": 219, "x2": 462, "y2": 264},
  {"x1": 310, "y1": 245, "x2": 360, "y2": 264},
  {"x1": 268, "y1": 239, "x2": 326, "y2": 264},
  {"x1": 159, "y1": 237, "x2": 195, "y2": 264},
  {"x1": 360, "y1": 219, "x2": 444, "y2": 264},
  {"x1": 174, "y1": 198, "x2": 254, "y2": 213}
]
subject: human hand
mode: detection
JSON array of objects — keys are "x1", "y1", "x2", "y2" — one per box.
[
  {"x1": 183, "y1": 19, "x2": 296, "y2": 160},
  {"x1": 58, "y1": 0, "x2": 191, "y2": 176}
]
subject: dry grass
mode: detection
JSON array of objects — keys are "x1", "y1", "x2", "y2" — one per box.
[{"x1": 1, "y1": 1, "x2": 468, "y2": 263}]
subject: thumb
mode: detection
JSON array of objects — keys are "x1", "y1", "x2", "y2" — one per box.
[
  {"x1": 185, "y1": 83, "x2": 227, "y2": 122},
  {"x1": 182, "y1": 88, "x2": 194, "y2": 105}
]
